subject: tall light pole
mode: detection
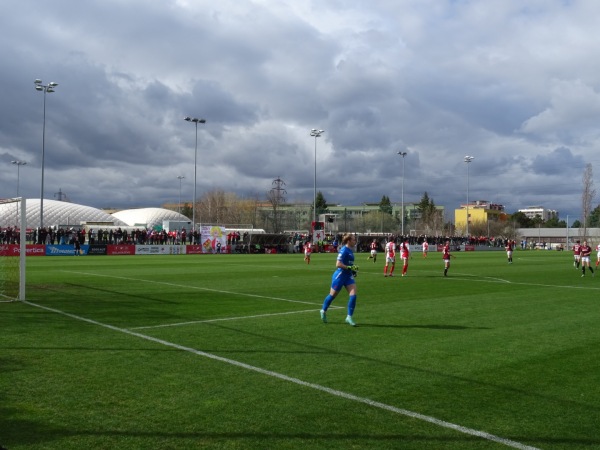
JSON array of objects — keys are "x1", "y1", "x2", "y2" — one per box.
[
  {"x1": 177, "y1": 176, "x2": 185, "y2": 216},
  {"x1": 310, "y1": 129, "x2": 324, "y2": 227},
  {"x1": 464, "y1": 155, "x2": 475, "y2": 237},
  {"x1": 397, "y1": 151, "x2": 407, "y2": 236},
  {"x1": 11, "y1": 160, "x2": 27, "y2": 196},
  {"x1": 184, "y1": 116, "x2": 206, "y2": 231},
  {"x1": 35, "y1": 79, "x2": 58, "y2": 229}
]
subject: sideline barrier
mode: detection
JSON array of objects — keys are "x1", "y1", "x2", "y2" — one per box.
[{"x1": 1, "y1": 244, "x2": 229, "y2": 256}]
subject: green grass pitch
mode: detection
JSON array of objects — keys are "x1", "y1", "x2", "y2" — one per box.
[{"x1": 1, "y1": 250, "x2": 600, "y2": 449}]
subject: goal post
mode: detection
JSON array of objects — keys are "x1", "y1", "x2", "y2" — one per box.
[{"x1": 0, "y1": 197, "x2": 26, "y2": 301}]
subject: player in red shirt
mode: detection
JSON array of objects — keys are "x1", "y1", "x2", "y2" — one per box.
[
  {"x1": 573, "y1": 240, "x2": 581, "y2": 269},
  {"x1": 303, "y1": 241, "x2": 312, "y2": 264},
  {"x1": 442, "y1": 240, "x2": 454, "y2": 276},
  {"x1": 384, "y1": 237, "x2": 396, "y2": 277},
  {"x1": 580, "y1": 240, "x2": 595, "y2": 277},
  {"x1": 505, "y1": 240, "x2": 514, "y2": 264},
  {"x1": 367, "y1": 239, "x2": 379, "y2": 263},
  {"x1": 399, "y1": 240, "x2": 410, "y2": 276}
]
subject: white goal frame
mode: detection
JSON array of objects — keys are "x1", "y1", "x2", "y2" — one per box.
[{"x1": 0, "y1": 197, "x2": 26, "y2": 301}]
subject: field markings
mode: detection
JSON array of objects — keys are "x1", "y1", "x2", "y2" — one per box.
[
  {"x1": 63, "y1": 270, "x2": 342, "y2": 329},
  {"x1": 63, "y1": 270, "x2": 320, "y2": 306},
  {"x1": 131, "y1": 308, "x2": 341, "y2": 330},
  {"x1": 22, "y1": 299, "x2": 540, "y2": 450}
]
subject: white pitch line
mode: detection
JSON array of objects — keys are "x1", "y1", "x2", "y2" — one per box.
[
  {"x1": 22, "y1": 300, "x2": 540, "y2": 450},
  {"x1": 130, "y1": 308, "x2": 341, "y2": 330},
  {"x1": 62, "y1": 270, "x2": 318, "y2": 306}
]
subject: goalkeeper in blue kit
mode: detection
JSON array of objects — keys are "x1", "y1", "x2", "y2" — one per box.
[{"x1": 320, "y1": 233, "x2": 359, "y2": 326}]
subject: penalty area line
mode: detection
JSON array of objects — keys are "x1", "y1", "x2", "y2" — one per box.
[{"x1": 23, "y1": 300, "x2": 540, "y2": 450}]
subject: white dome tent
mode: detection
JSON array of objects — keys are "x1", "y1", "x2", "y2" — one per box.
[
  {"x1": 0, "y1": 199, "x2": 128, "y2": 229},
  {"x1": 111, "y1": 207, "x2": 191, "y2": 231}
]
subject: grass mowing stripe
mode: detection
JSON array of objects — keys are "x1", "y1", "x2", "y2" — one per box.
[
  {"x1": 63, "y1": 270, "x2": 319, "y2": 306},
  {"x1": 130, "y1": 307, "x2": 343, "y2": 330},
  {"x1": 22, "y1": 299, "x2": 540, "y2": 450}
]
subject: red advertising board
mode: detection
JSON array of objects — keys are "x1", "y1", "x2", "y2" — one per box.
[
  {"x1": 107, "y1": 244, "x2": 136, "y2": 255},
  {"x1": 186, "y1": 245, "x2": 204, "y2": 254},
  {"x1": 0, "y1": 244, "x2": 46, "y2": 256}
]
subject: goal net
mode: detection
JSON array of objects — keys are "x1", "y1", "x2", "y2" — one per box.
[{"x1": 0, "y1": 197, "x2": 26, "y2": 302}]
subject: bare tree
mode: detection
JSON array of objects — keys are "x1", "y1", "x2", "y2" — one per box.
[{"x1": 581, "y1": 163, "x2": 596, "y2": 240}]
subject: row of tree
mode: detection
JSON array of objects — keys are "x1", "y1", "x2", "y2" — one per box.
[{"x1": 174, "y1": 162, "x2": 598, "y2": 238}]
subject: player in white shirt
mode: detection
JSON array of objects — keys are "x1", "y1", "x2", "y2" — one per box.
[
  {"x1": 422, "y1": 239, "x2": 429, "y2": 258},
  {"x1": 596, "y1": 242, "x2": 600, "y2": 267}
]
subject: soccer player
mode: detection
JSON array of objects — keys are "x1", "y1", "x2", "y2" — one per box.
[
  {"x1": 400, "y1": 240, "x2": 410, "y2": 276},
  {"x1": 367, "y1": 239, "x2": 378, "y2": 262},
  {"x1": 422, "y1": 239, "x2": 429, "y2": 258},
  {"x1": 596, "y1": 242, "x2": 600, "y2": 267},
  {"x1": 320, "y1": 233, "x2": 359, "y2": 327},
  {"x1": 442, "y1": 240, "x2": 453, "y2": 276},
  {"x1": 573, "y1": 240, "x2": 581, "y2": 269},
  {"x1": 303, "y1": 241, "x2": 312, "y2": 264},
  {"x1": 384, "y1": 237, "x2": 396, "y2": 277},
  {"x1": 580, "y1": 240, "x2": 595, "y2": 277},
  {"x1": 505, "y1": 240, "x2": 514, "y2": 264}
]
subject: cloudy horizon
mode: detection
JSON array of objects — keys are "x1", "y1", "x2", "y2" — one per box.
[{"x1": 2, "y1": 0, "x2": 600, "y2": 225}]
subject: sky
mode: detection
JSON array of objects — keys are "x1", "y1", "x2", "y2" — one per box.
[{"x1": 2, "y1": 0, "x2": 600, "y2": 224}]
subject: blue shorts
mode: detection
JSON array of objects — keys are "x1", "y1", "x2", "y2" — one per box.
[{"x1": 330, "y1": 269, "x2": 355, "y2": 292}]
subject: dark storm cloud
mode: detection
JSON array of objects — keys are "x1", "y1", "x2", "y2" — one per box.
[{"x1": 2, "y1": 0, "x2": 600, "y2": 221}]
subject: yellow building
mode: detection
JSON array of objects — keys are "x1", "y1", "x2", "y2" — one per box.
[{"x1": 455, "y1": 200, "x2": 508, "y2": 235}]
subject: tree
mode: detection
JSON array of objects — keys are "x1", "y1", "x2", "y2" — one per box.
[
  {"x1": 588, "y1": 205, "x2": 600, "y2": 227},
  {"x1": 544, "y1": 216, "x2": 566, "y2": 228},
  {"x1": 379, "y1": 195, "x2": 393, "y2": 215},
  {"x1": 510, "y1": 211, "x2": 531, "y2": 228},
  {"x1": 581, "y1": 163, "x2": 596, "y2": 239},
  {"x1": 181, "y1": 203, "x2": 192, "y2": 220},
  {"x1": 415, "y1": 192, "x2": 441, "y2": 234},
  {"x1": 315, "y1": 191, "x2": 328, "y2": 218}
]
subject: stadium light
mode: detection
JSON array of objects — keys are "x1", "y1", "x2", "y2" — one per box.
[
  {"x1": 310, "y1": 129, "x2": 325, "y2": 226},
  {"x1": 184, "y1": 117, "x2": 206, "y2": 231},
  {"x1": 11, "y1": 160, "x2": 27, "y2": 196},
  {"x1": 397, "y1": 151, "x2": 407, "y2": 236},
  {"x1": 177, "y1": 175, "x2": 185, "y2": 216},
  {"x1": 464, "y1": 155, "x2": 475, "y2": 238},
  {"x1": 35, "y1": 79, "x2": 59, "y2": 229}
]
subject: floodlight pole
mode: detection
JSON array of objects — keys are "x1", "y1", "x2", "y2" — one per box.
[
  {"x1": 310, "y1": 129, "x2": 324, "y2": 226},
  {"x1": 464, "y1": 155, "x2": 475, "y2": 238},
  {"x1": 184, "y1": 117, "x2": 206, "y2": 231},
  {"x1": 177, "y1": 176, "x2": 185, "y2": 216},
  {"x1": 11, "y1": 160, "x2": 27, "y2": 196},
  {"x1": 35, "y1": 79, "x2": 58, "y2": 229},
  {"x1": 398, "y1": 151, "x2": 407, "y2": 236}
]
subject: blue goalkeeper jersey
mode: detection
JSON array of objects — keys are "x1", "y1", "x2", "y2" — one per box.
[{"x1": 333, "y1": 245, "x2": 355, "y2": 279}]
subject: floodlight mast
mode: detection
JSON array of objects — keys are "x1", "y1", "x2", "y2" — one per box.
[
  {"x1": 184, "y1": 117, "x2": 206, "y2": 231},
  {"x1": 34, "y1": 79, "x2": 59, "y2": 229},
  {"x1": 397, "y1": 151, "x2": 407, "y2": 236},
  {"x1": 310, "y1": 129, "x2": 325, "y2": 227},
  {"x1": 464, "y1": 155, "x2": 475, "y2": 238}
]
